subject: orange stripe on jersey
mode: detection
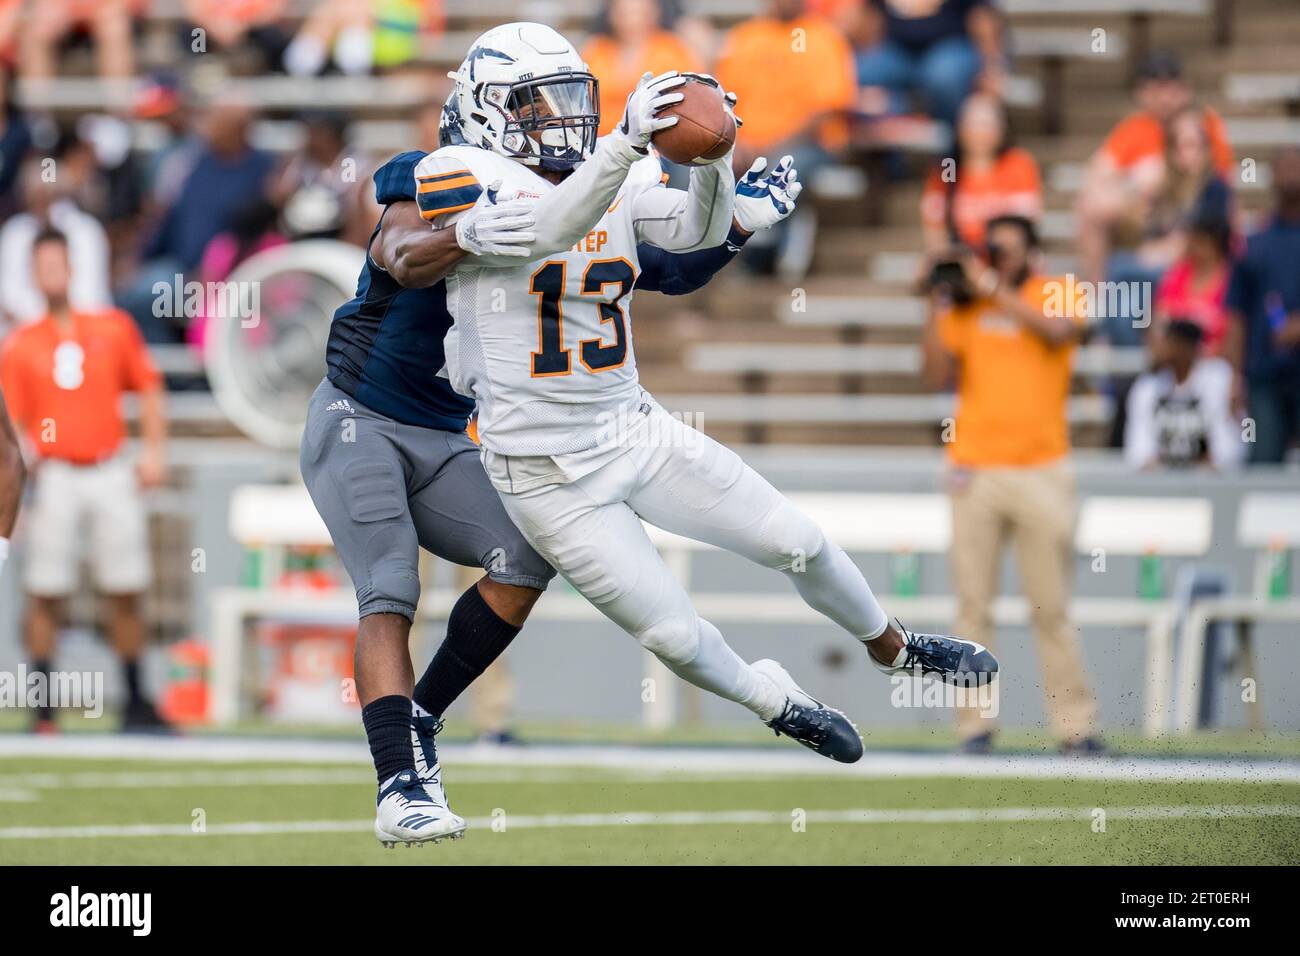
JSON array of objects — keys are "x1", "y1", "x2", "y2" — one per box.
[
  {"x1": 419, "y1": 199, "x2": 477, "y2": 220},
  {"x1": 417, "y1": 175, "x2": 478, "y2": 194}
]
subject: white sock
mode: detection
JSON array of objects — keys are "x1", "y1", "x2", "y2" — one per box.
[
  {"x1": 786, "y1": 542, "x2": 889, "y2": 641},
  {"x1": 660, "y1": 618, "x2": 784, "y2": 722},
  {"x1": 0, "y1": 537, "x2": 9, "y2": 582}
]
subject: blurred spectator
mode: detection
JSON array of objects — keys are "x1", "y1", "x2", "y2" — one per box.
[
  {"x1": 0, "y1": 228, "x2": 168, "y2": 733},
  {"x1": 1224, "y1": 147, "x2": 1300, "y2": 464},
  {"x1": 583, "y1": 0, "x2": 701, "y2": 136},
  {"x1": 144, "y1": 99, "x2": 274, "y2": 272},
  {"x1": 920, "y1": 91, "x2": 1040, "y2": 255},
  {"x1": 0, "y1": 1, "x2": 19, "y2": 65},
  {"x1": 855, "y1": 0, "x2": 1005, "y2": 130},
  {"x1": 125, "y1": 97, "x2": 274, "y2": 342},
  {"x1": 270, "y1": 111, "x2": 358, "y2": 240},
  {"x1": 1152, "y1": 213, "x2": 1234, "y2": 355},
  {"x1": 0, "y1": 66, "x2": 33, "y2": 221},
  {"x1": 716, "y1": 0, "x2": 856, "y2": 277},
  {"x1": 133, "y1": 73, "x2": 203, "y2": 218},
  {"x1": 1102, "y1": 107, "x2": 1232, "y2": 352},
  {"x1": 284, "y1": 0, "x2": 442, "y2": 77},
  {"x1": 920, "y1": 215, "x2": 1100, "y2": 755},
  {"x1": 590, "y1": 0, "x2": 715, "y2": 67},
  {"x1": 1076, "y1": 52, "x2": 1234, "y2": 285},
  {"x1": 1125, "y1": 319, "x2": 1242, "y2": 470},
  {"x1": 22, "y1": 0, "x2": 139, "y2": 83},
  {"x1": 0, "y1": 156, "x2": 113, "y2": 326},
  {"x1": 189, "y1": 198, "x2": 285, "y2": 354},
  {"x1": 183, "y1": 0, "x2": 291, "y2": 71}
]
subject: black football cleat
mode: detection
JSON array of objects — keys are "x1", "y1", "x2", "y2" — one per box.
[
  {"x1": 873, "y1": 620, "x2": 999, "y2": 687},
  {"x1": 753, "y1": 659, "x2": 864, "y2": 763}
]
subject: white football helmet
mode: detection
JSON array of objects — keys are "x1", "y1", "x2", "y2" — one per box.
[{"x1": 444, "y1": 22, "x2": 599, "y2": 172}]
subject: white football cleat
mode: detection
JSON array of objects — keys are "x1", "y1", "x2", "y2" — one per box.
[{"x1": 374, "y1": 769, "x2": 466, "y2": 847}]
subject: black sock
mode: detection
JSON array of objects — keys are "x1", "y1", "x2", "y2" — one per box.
[
  {"x1": 122, "y1": 659, "x2": 144, "y2": 707},
  {"x1": 361, "y1": 695, "x2": 416, "y2": 786},
  {"x1": 413, "y1": 583, "x2": 522, "y2": 718},
  {"x1": 30, "y1": 658, "x2": 53, "y2": 721}
]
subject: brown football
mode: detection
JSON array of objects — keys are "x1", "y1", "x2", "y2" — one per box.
[{"x1": 651, "y1": 76, "x2": 736, "y2": 166}]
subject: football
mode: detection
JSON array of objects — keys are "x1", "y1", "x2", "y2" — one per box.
[{"x1": 651, "y1": 75, "x2": 736, "y2": 165}]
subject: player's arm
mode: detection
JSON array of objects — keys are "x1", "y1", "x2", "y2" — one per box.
[
  {"x1": 631, "y1": 152, "x2": 735, "y2": 253},
  {"x1": 371, "y1": 201, "x2": 467, "y2": 288},
  {"x1": 418, "y1": 73, "x2": 686, "y2": 268},
  {"x1": 0, "y1": 385, "x2": 24, "y2": 539},
  {"x1": 636, "y1": 156, "x2": 802, "y2": 295},
  {"x1": 370, "y1": 151, "x2": 537, "y2": 285}
]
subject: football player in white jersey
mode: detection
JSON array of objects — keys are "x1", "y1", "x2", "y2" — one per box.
[{"x1": 418, "y1": 22, "x2": 999, "y2": 764}]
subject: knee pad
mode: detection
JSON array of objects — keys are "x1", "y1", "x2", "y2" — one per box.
[
  {"x1": 356, "y1": 525, "x2": 421, "y2": 620},
  {"x1": 759, "y1": 500, "x2": 827, "y2": 573},
  {"x1": 636, "y1": 613, "x2": 700, "y2": 667}
]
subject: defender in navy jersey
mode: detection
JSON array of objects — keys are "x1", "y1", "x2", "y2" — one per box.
[{"x1": 300, "y1": 134, "x2": 804, "y2": 846}]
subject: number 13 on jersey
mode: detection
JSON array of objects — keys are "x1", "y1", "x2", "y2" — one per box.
[{"x1": 530, "y1": 258, "x2": 635, "y2": 377}]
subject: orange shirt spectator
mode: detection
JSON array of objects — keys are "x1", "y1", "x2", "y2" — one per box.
[
  {"x1": 1101, "y1": 108, "x2": 1234, "y2": 177},
  {"x1": 0, "y1": 307, "x2": 161, "y2": 464},
  {"x1": 937, "y1": 276, "x2": 1084, "y2": 466},
  {"x1": 584, "y1": 30, "x2": 701, "y2": 136},
  {"x1": 921, "y1": 146, "x2": 1041, "y2": 248},
  {"x1": 716, "y1": 13, "x2": 857, "y2": 151}
]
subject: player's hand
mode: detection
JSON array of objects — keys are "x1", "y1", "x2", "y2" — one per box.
[
  {"x1": 136, "y1": 448, "x2": 166, "y2": 490},
  {"x1": 616, "y1": 71, "x2": 685, "y2": 150},
  {"x1": 732, "y1": 156, "x2": 802, "y2": 234},
  {"x1": 454, "y1": 183, "x2": 537, "y2": 258}
]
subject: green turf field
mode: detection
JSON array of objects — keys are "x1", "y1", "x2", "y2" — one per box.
[{"x1": 2, "y1": 752, "x2": 1298, "y2": 865}]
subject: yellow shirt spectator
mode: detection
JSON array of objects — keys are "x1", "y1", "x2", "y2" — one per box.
[
  {"x1": 583, "y1": 31, "x2": 702, "y2": 136},
  {"x1": 937, "y1": 276, "x2": 1084, "y2": 467},
  {"x1": 715, "y1": 14, "x2": 857, "y2": 150}
]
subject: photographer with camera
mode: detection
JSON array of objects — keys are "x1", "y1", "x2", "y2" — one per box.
[{"x1": 920, "y1": 214, "x2": 1101, "y2": 756}]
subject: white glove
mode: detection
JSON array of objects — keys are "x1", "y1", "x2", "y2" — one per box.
[
  {"x1": 615, "y1": 71, "x2": 686, "y2": 150},
  {"x1": 454, "y1": 182, "x2": 537, "y2": 258},
  {"x1": 733, "y1": 155, "x2": 803, "y2": 233}
]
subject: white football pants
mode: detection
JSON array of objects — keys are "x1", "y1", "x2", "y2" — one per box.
[{"x1": 490, "y1": 407, "x2": 890, "y2": 720}]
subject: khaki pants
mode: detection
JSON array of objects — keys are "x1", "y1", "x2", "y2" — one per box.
[{"x1": 949, "y1": 462, "x2": 1097, "y2": 742}]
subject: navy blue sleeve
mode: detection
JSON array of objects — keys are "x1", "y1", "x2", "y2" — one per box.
[
  {"x1": 635, "y1": 224, "x2": 750, "y2": 296},
  {"x1": 373, "y1": 150, "x2": 426, "y2": 205}
]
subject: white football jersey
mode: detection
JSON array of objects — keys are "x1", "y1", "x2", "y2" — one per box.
[{"x1": 414, "y1": 143, "x2": 720, "y2": 458}]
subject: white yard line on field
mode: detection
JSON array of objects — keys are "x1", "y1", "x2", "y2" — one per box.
[
  {"x1": 1, "y1": 804, "x2": 1298, "y2": 840},
  {"x1": 0, "y1": 767, "x2": 588, "y2": 791},
  {"x1": 1, "y1": 734, "x2": 1299, "y2": 784}
]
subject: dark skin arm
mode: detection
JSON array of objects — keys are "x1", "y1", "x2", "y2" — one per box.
[
  {"x1": 0, "y1": 387, "x2": 25, "y2": 538},
  {"x1": 370, "y1": 200, "x2": 466, "y2": 288}
]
